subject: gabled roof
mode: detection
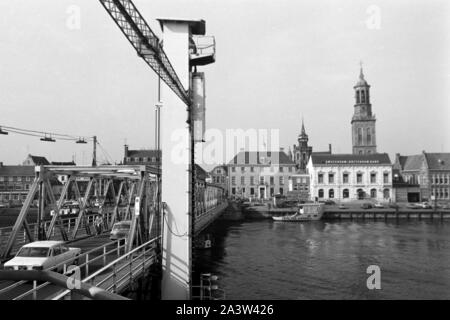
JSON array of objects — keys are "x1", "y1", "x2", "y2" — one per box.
[
  {"x1": 310, "y1": 153, "x2": 391, "y2": 165},
  {"x1": 395, "y1": 152, "x2": 450, "y2": 172},
  {"x1": 424, "y1": 153, "x2": 450, "y2": 171},
  {"x1": 228, "y1": 151, "x2": 295, "y2": 165},
  {"x1": 402, "y1": 155, "x2": 424, "y2": 171},
  {"x1": 29, "y1": 155, "x2": 50, "y2": 165}
]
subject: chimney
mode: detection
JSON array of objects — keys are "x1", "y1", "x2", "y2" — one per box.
[
  {"x1": 329, "y1": 144, "x2": 332, "y2": 154},
  {"x1": 124, "y1": 144, "x2": 129, "y2": 157}
]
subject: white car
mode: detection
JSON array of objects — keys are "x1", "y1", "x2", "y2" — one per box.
[
  {"x1": 3, "y1": 241, "x2": 81, "y2": 272},
  {"x1": 374, "y1": 203, "x2": 384, "y2": 209}
]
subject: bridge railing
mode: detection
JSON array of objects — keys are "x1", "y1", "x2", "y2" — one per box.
[
  {"x1": 0, "y1": 239, "x2": 126, "y2": 300},
  {"x1": 52, "y1": 236, "x2": 161, "y2": 300}
]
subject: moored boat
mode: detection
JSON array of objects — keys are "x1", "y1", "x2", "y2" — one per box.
[{"x1": 272, "y1": 203, "x2": 324, "y2": 221}]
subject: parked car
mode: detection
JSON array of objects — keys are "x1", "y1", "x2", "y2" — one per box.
[
  {"x1": 324, "y1": 200, "x2": 336, "y2": 205},
  {"x1": 388, "y1": 203, "x2": 399, "y2": 209},
  {"x1": 110, "y1": 220, "x2": 132, "y2": 241},
  {"x1": 3, "y1": 241, "x2": 81, "y2": 272},
  {"x1": 374, "y1": 203, "x2": 384, "y2": 209},
  {"x1": 418, "y1": 202, "x2": 432, "y2": 209},
  {"x1": 442, "y1": 204, "x2": 450, "y2": 210},
  {"x1": 338, "y1": 204, "x2": 348, "y2": 210},
  {"x1": 361, "y1": 203, "x2": 373, "y2": 209},
  {"x1": 407, "y1": 203, "x2": 420, "y2": 209}
]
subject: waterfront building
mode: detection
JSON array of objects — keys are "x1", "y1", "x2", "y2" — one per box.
[
  {"x1": 228, "y1": 151, "x2": 297, "y2": 200},
  {"x1": 393, "y1": 151, "x2": 450, "y2": 204},
  {"x1": 307, "y1": 153, "x2": 393, "y2": 202},
  {"x1": 123, "y1": 145, "x2": 161, "y2": 166},
  {"x1": 209, "y1": 165, "x2": 228, "y2": 191},
  {"x1": 287, "y1": 173, "x2": 311, "y2": 201},
  {"x1": 351, "y1": 66, "x2": 377, "y2": 155}
]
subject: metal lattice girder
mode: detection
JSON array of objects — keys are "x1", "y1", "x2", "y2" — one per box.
[
  {"x1": 1, "y1": 179, "x2": 40, "y2": 259},
  {"x1": 99, "y1": 0, "x2": 191, "y2": 106},
  {"x1": 71, "y1": 179, "x2": 95, "y2": 239}
]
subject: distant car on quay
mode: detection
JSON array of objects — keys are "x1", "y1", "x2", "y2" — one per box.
[{"x1": 361, "y1": 203, "x2": 373, "y2": 209}]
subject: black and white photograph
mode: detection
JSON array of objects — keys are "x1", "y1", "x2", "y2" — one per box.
[{"x1": 0, "y1": 0, "x2": 449, "y2": 309}]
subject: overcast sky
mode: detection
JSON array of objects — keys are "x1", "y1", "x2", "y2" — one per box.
[{"x1": 0, "y1": 0, "x2": 449, "y2": 167}]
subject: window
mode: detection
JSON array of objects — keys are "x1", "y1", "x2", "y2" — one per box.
[
  {"x1": 279, "y1": 188, "x2": 284, "y2": 195},
  {"x1": 250, "y1": 176, "x2": 255, "y2": 185},
  {"x1": 242, "y1": 188, "x2": 246, "y2": 194},
  {"x1": 370, "y1": 173, "x2": 377, "y2": 184},
  {"x1": 383, "y1": 173, "x2": 389, "y2": 184},
  {"x1": 440, "y1": 176, "x2": 444, "y2": 184},
  {"x1": 231, "y1": 177, "x2": 236, "y2": 185},
  {"x1": 329, "y1": 189, "x2": 334, "y2": 198},
  {"x1": 260, "y1": 176, "x2": 264, "y2": 185},
  {"x1": 279, "y1": 167, "x2": 284, "y2": 173},
  {"x1": 358, "y1": 128, "x2": 363, "y2": 145},
  {"x1": 328, "y1": 173, "x2": 334, "y2": 184},
  {"x1": 231, "y1": 188, "x2": 236, "y2": 195},
  {"x1": 25, "y1": 184, "x2": 30, "y2": 190},
  {"x1": 370, "y1": 188, "x2": 377, "y2": 198},
  {"x1": 221, "y1": 177, "x2": 225, "y2": 183},
  {"x1": 270, "y1": 188, "x2": 274, "y2": 196},
  {"x1": 357, "y1": 173, "x2": 363, "y2": 184},
  {"x1": 152, "y1": 157, "x2": 156, "y2": 162},
  {"x1": 279, "y1": 176, "x2": 284, "y2": 185},
  {"x1": 367, "y1": 128, "x2": 372, "y2": 145},
  {"x1": 126, "y1": 157, "x2": 131, "y2": 163},
  {"x1": 445, "y1": 189, "x2": 449, "y2": 199},
  {"x1": 318, "y1": 173, "x2": 324, "y2": 184},
  {"x1": 356, "y1": 90, "x2": 360, "y2": 104},
  {"x1": 250, "y1": 167, "x2": 254, "y2": 172},
  {"x1": 134, "y1": 158, "x2": 139, "y2": 162},
  {"x1": 241, "y1": 167, "x2": 245, "y2": 173},
  {"x1": 250, "y1": 188, "x2": 255, "y2": 195},
  {"x1": 318, "y1": 189, "x2": 324, "y2": 198},
  {"x1": 343, "y1": 189, "x2": 349, "y2": 198},
  {"x1": 445, "y1": 176, "x2": 449, "y2": 184},
  {"x1": 270, "y1": 177, "x2": 274, "y2": 185},
  {"x1": 359, "y1": 150, "x2": 363, "y2": 155},
  {"x1": 240, "y1": 176, "x2": 245, "y2": 185},
  {"x1": 361, "y1": 90, "x2": 366, "y2": 103},
  {"x1": 383, "y1": 189, "x2": 390, "y2": 199},
  {"x1": 343, "y1": 173, "x2": 349, "y2": 184},
  {"x1": 232, "y1": 167, "x2": 236, "y2": 173}
]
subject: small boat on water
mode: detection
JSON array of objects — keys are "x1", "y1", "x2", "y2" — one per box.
[{"x1": 272, "y1": 203, "x2": 325, "y2": 222}]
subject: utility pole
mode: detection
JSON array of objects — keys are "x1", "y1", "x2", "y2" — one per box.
[{"x1": 92, "y1": 136, "x2": 97, "y2": 167}]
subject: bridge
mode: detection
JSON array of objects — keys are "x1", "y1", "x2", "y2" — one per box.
[{"x1": 0, "y1": 0, "x2": 226, "y2": 300}]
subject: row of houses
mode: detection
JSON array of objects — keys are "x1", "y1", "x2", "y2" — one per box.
[
  {"x1": 0, "y1": 155, "x2": 74, "y2": 205},
  {"x1": 208, "y1": 150, "x2": 450, "y2": 204}
]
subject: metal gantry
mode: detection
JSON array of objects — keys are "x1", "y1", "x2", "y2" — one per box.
[{"x1": 99, "y1": 0, "x2": 190, "y2": 105}]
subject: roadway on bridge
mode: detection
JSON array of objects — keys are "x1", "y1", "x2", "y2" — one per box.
[{"x1": 0, "y1": 233, "x2": 116, "y2": 300}]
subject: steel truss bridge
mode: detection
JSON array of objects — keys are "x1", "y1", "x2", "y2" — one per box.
[
  {"x1": 0, "y1": 0, "x2": 224, "y2": 300},
  {"x1": 0, "y1": 165, "x2": 227, "y2": 300}
]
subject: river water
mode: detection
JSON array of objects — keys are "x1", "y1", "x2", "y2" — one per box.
[{"x1": 194, "y1": 216, "x2": 450, "y2": 300}]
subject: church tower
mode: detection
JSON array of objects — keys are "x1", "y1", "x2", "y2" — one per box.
[
  {"x1": 351, "y1": 65, "x2": 377, "y2": 155},
  {"x1": 293, "y1": 118, "x2": 313, "y2": 172}
]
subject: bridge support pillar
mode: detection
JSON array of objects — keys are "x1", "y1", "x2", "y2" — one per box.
[{"x1": 158, "y1": 18, "x2": 196, "y2": 300}]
